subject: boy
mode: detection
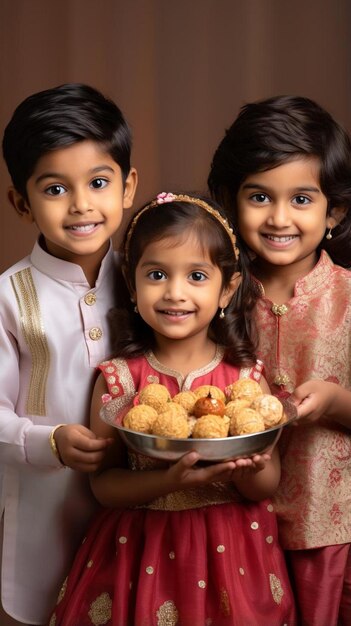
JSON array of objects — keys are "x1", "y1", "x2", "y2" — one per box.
[{"x1": 0, "y1": 83, "x2": 137, "y2": 625}]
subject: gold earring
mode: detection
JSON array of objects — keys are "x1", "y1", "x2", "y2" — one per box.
[
  {"x1": 134, "y1": 304, "x2": 139, "y2": 314},
  {"x1": 219, "y1": 308, "x2": 225, "y2": 319},
  {"x1": 326, "y1": 228, "x2": 333, "y2": 240}
]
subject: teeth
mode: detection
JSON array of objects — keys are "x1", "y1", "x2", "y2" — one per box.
[
  {"x1": 69, "y1": 224, "x2": 96, "y2": 232},
  {"x1": 266, "y1": 235, "x2": 296, "y2": 242},
  {"x1": 163, "y1": 311, "x2": 188, "y2": 316}
]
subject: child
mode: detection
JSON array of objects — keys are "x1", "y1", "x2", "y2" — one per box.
[
  {"x1": 208, "y1": 95, "x2": 351, "y2": 625},
  {"x1": 49, "y1": 192, "x2": 296, "y2": 625},
  {"x1": 0, "y1": 83, "x2": 137, "y2": 625}
]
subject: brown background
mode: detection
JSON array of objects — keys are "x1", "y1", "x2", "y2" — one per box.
[{"x1": 1, "y1": 0, "x2": 350, "y2": 273}]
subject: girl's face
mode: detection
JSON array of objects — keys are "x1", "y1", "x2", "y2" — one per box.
[
  {"x1": 236, "y1": 157, "x2": 333, "y2": 276},
  {"x1": 134, "y1": 233, "x2": 233, "y2": 345}
]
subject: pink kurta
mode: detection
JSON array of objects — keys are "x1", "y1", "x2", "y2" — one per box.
[
  {"x1": 49, "y1": 351, "x2": 296, "y2": 626},
  {"x1": 0, "y1": 239, "x2": 118, "y2": 624},
  {"x1": 254, "y1": 251, "x2": 351, "y2": 550}
]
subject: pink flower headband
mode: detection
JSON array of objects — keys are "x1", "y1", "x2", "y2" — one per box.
[{"x1": 124, "y1": 192, "x2": 239, "y2": 262}]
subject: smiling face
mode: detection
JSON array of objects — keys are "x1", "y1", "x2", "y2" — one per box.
[
  {"x1": 134, "y1": 233, "x2": 233, "y2": 348},
  {"x1": 237, "y1": 157, "x2": 333, "y2": 278},
  {"x1": 10, "y1": 139, "x2": 137, "y2": 274}
]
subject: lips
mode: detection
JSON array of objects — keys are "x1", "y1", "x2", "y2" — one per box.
[
  {"x1": 263, "y1": 234, "x2": 298, "y2": 242},
  {"x1": 65, "y1": 223, "x2": 100, "y2": 232},
  {"x1": 160, "y1": 310, "x2": 193, "y2": 316}
]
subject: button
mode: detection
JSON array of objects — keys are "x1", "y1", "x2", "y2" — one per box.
[
  {"x1": 273, "y1": 373, "x2": 290, "y2": 386},
  {"x1": 89, "y1": 327, "x2": 103, "y2": 341},
  {"x1": 271, "y1": 303, "x2": 288, "y2": 316},
  {"x1": 84, "y1": 292, "x2": 96, "y2": 306}
]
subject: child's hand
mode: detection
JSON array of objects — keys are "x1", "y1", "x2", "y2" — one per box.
[
  {"x1": 290, "y1": 379, "x2": 335, "y2": 424},
  {"x1": 166, "y1": 451, "x2": 272, "y2": 490},
  {"x1": 54, "y1": 424, "x2": 114, "y2": 472}
]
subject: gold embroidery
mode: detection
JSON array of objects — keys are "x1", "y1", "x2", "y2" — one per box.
[
  {"x1": 198, "y1": 580, "x2": 206, "y2": 588},
  {"x1": 269, "y1": 573, "x2": 284, "y2": 605},
  {"x1": 145, "y1": 347, "x2": 225, "y2": 390},
  {"x1": 48, "y1": 615, "x2": 56, "y2": 626},
  {"x1": 146, "y1": 566, "x2": 154, "y2": 574},
  {"x1": 88, "y1": 592, "x2": 112, "y2": 625},
  {"x1": 251, "y1": 521, "x2": 259, "y2": 530},
  {"x1": 140, "y1": 481, "x2": 242, "y2": 511},
  {"x1": 217, "y1": 545, "x2": 225, "y2": 553},
  {"x1": 156, "y1": 600, "x2": 179, "y2": 626},
  {"x1": 57, "y1": 577, "x2": 67, "y2": 603},
  {"x1": 239, "y1": 567, "x2": 245, "y2": 575},
  {"x1": 219, "y1": 588, "x2": 231, "y2": 616},
  {"x1": 118, "y1": 536, "x2": 127, "y2": 544},
  {"x1": 266, "y1": 535, "x2": 274, "y2": 544},
  {"x1": 10, "y1": 268, "x2": 50, "y2": 416},
  {"x1": 271, "y1": 303, "x2": 288, "y2": 316},
  {"x1": 87, "y1": 559, "x2": 93, "y2": 568}
]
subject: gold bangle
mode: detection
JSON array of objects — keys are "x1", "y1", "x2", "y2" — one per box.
[{"x1": 49, "y1": 424, "x2": 66, "y2": 465}]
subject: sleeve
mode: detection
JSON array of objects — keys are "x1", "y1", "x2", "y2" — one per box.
[
  {"x1": 0, "y1": 305, "x2": 63, "y2": 470},
  {"x1": 98, "y1": 358, "x2": 137, "y2": 421},
  {"x1": 249, "y1": 359, "x2": 265, "y2": 383}
]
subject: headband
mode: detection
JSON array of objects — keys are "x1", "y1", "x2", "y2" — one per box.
[{"x1": 124, "y1": 192, "x2": 239, "y2": 262}]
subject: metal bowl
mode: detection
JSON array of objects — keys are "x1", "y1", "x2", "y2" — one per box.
[{"x1": 100, "y1": 398, "x2": 297, "y2": 462}]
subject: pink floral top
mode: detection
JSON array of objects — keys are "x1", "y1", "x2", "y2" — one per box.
[{"x1": 254, "y1": 251, "x2": 351, "y2": 549}]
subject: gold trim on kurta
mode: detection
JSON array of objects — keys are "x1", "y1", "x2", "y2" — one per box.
[
  {"x1": 156, "y1": 600, "x2": 179, "y2": 626},
  {"x1": 88, "y1": 592, "x2": 112, "y2": 625},
  {"x1": 10, "y1": 268, "x2": 50, "y2": 416}
]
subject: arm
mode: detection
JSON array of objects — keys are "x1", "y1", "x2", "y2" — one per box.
[
  {"x1": 0, "y1": 308, "x2": 111, "y2": 472},
  {"x1": 89, "y1": 374, "x2": 280, "y2": 508},
  {"x1": 291, "y1": 379, "x2": 351, "y2": 429}
]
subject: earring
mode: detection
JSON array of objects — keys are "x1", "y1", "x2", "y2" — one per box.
[
  {"x1": 326, "y1": 228, "x2": 333, "y2": 240},
  {"x1": 134, "y1": 304, "x2": 139, "y2": 314},
  {"x1": 219, "y1": 308, "x2": 225, "y2": 319}
]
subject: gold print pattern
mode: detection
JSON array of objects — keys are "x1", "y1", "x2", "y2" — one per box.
[
  {"x1": 11, "y1": 268, "x2": 50, "y2": 416},
  {"x1": 269, "y1": 573, "x2": 284, "y2": 605},
  {"x1": 57, "y1": 577, "x2": 67, "y2": 603},
  {"x1": 219, "y1": 588, "x2": 231, "y2": 616},
  {"x1": 88, "y1": 592, "x2": 112, "y2": 625},
  {"x1": 156, "y1": 600, "x2": 179, "y2": 626}
]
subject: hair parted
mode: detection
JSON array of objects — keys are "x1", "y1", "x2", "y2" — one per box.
[
  {"x1": 109, "y1": 193, "x2": 258, "y2": 366},
  {"x1": 208, "y1": 95, "x2": 351, "y2": 267},
  {"x1": 2, "y1": 83, "x2": 132, "y2": 199}
]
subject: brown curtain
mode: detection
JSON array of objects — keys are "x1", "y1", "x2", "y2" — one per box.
[{"x1": 1, "y1": 0, "x2": 350, "y2": 272}]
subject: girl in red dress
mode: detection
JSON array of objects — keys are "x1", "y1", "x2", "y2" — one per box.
[
  {"x1": 208, "y1": 95, "x2": 351, "y2": 626},
  {"x1": 49, "y1": 193, "x2": 296, "y2": 626}
]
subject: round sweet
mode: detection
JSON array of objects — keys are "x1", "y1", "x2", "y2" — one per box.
[
  {"x1": 123, "y1": 404, "x2": 158, "y2": 433},
  {"x1": 192, "y1": 414, "x2": 230, "y2": 439},
  {"x1": 172, "y1": 390, "x2": 197, "y2": 415},
  {"x1": 187, "y1": 416, "x2": 197, "y2": 436},
  {"x1": 138, "y1": 383, "x2": 171, "y2": 412},
  {"x1": 224, "y1": 399, "x2": 252, "y2": 421},
  {"x1": 251, "y1": 394, "x2": 283, "y2": 427},
  {"x1": 152, "y1": 408, "x2": 189, "y2": 439},
  {"x1": 193, "y1": 394, "x2": 226, "y2": 418},
  {"x1": 193, "y1": 385, "x2": 226, "y2": 403},
  {"x1": 227, "y1": 378, "x2": 263, "y2": 402},
  {"x1": 230, "y1": 408, "x2": 265, "y2": 436}
]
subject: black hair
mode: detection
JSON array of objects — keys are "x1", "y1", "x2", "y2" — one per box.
[
  {"x1": 208, "y1": 95, "x2": 351, "y2": 267},
  {"x1": 2, "y1": 83, "x2": 132, "y2": 199},
  {"x1": 109, "y1": 194, "x2": 258, "y2": 367}
]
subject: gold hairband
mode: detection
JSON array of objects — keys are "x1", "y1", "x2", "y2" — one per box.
[{"x1": 124, "y1": 192, "x2": 239, "y2": 262}]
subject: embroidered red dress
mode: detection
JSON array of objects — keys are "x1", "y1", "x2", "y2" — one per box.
[
  {"x1": 253, "y1": 251, "x2": 351, "y2": 624},
  {"x1": 49, "y1": 349, "x2": 296, "y2": 626}
]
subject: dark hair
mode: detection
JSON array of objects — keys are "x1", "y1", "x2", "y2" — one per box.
[
  {"x1": 208, "y1": 95, "x2": 351, "y2": 267},
  {"x1": 109, "y1": 195, "x2": 258, "y2": 366},
  {"x1": 2, "y1": 83, "x2": 132, "y2": 199}
]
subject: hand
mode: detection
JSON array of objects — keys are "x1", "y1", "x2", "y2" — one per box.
[
  {"x1": 54, "y1": 424, "x2": 114, "y2": 472},
  {"x1": 290, "y1": 379, "x2": 336, "y2": 424},
  {"x1": 166, "y1": 451, "x2": 272, "y2": 490}
]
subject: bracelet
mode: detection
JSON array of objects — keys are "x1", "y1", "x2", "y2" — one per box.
[{"x1": 49, "y1": 424, "x2": 66, "y2": 466}]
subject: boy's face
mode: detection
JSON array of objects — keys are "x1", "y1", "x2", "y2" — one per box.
[
  {"x1": 10, "y1": 140, "x2": 137, "y2": 271},
  {"x1": 236, "y1": 157, "x2": 333, "y2": 275}
]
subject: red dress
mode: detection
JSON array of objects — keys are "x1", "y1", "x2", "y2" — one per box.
[{"x1": 49, "y1": 349, "x2": 296, "y2": 626}]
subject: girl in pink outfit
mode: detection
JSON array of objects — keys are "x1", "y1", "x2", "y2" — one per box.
[
  {"x1": 208, "y1": 95, "x2": 351, "y2": 626},
  {"x1": 49, "y1": 193, "x2": 296, "y2": 626}
]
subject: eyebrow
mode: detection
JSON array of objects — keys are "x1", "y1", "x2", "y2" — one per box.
[
  {"x1": 34, "y1": 165, "x2": 116, "y2": 184},
  {"x1": 241, "y1": 182, "x2": 321, "y2": 193},
  {"x1": 140, "y1": 260, "x2": 215, "y2": 270}
]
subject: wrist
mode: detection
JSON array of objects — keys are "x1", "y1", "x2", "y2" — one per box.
[{"x1": 49, "y1": 424, "x2": 66, "y2": 466}]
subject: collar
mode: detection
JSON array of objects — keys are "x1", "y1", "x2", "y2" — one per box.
[
  {"x1": 252, "y1": 251, "x2": 335, "y2": 299},
  {"x1": 30, "y1": 237, "x2": 116, "y2": 286}
]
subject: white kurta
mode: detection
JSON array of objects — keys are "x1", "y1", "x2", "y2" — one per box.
[{"x1": 0, "y1": 239, "x2": 118, "y2": 624}]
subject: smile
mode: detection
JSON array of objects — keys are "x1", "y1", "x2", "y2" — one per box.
[
  {"x1": 161, "y1": 310, "x2": 193, "y2": 316},
  {"x1": 66, "y1": 223, "x2": 100, "y2": 233},
  {"x1": 264, "y1": 235, "x2": 297, "y2": 242}
]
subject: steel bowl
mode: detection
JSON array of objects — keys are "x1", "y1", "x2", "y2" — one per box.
[{"x1": 100, "y1": 398, "x2": 297, "y2": 462}]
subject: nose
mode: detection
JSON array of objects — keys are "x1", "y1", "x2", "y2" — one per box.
[
  {"x1": 69, "y1": 187, "x2": 92, "y2": 214},
  {"x1": 266, "y1": 202, "x2": 293, "y2": 229},
  {"x1": 164, "y1": 277, "x2": 186, "y2": 302}
]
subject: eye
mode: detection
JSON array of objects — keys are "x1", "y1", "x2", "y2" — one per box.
[
  {"x1": 45, "y1": 184, "x2": 66, "y2": 196},
  {"x1": 90, "y1": 178, "x2": 108, "y2": 190},
  {"x1": 294, "y1": 195, "x2": 310, "y2": 205},
  {"x1": 147, "y1": 270, "x2": 167, "y2": 281},
  {"x1": 250, "y1": 193, "x2": 269, "y2": 203},
  {"x1": 189, "y1": 271, "x2": 207, "y2": 282}
]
